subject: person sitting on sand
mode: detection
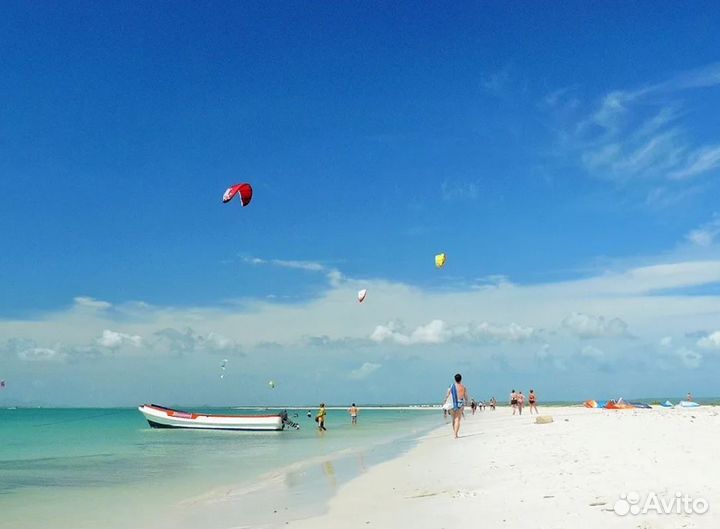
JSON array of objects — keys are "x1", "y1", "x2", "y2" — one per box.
[
  {"x1": 510, "y1": 389, "x2": 518, "y2": 415},
  {"x1": 517, "y1": 391, "x2": 525, "y2": 415},
  {"x1": 316, "y1": 403, "x2": 327, "y2": 431},
  {"x1": 348, "y1": 403, "x2": 359, "y2": 425},
  {"x1": 528, "y1": 389, "x2": 538, "y2": 415},
  {"x1": 445, "y1": 373, "x2": 467, "y2": 439}
]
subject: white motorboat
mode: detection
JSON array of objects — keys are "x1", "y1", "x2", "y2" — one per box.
[{"x1": 138, "y1": 403, "x2": 292, "y2": 431}]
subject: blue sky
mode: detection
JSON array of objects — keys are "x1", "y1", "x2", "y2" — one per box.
[{"x1": 2, "y1": 2, "x2": 720, "y2": 406}]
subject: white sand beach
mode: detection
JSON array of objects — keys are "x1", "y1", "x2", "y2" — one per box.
[{"x1": 285, "y1": 406, "x2": 720, "y2": 529}]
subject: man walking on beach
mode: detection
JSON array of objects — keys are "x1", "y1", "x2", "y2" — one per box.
[{"x1": 445, "y1": 373, "x2": 467, "y2": 439}]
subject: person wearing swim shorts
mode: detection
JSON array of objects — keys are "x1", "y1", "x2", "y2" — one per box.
[
  {"x1": 510, "y1": 389, "x2": 518, "y2": 415},
  {"x1": 348, "y1": 403, "x2": 359, "y2": 425},
  {"x1": 445, "y1": 373, "x2": 467, "y2": 439},
  {"x1": 528, "y1": 389, "x2": 538, "y2": 414}
]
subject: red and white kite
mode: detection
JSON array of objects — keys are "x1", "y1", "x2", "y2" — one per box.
[{"x1": 222, "y1": 183, "x2": 253, "y2": 206}]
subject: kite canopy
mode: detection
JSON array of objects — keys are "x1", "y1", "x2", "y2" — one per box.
[
  {"x1": 357, "y1": 289, "x2": 367, "y2": 303},
  {"x1": 268, "y1": 380, "x2": 276, "y2": 389},
  {"x1": 222, "y1": 183, "x2": 253, "y2": 206},
  {"x1": 435, "y1": 253, "x2": 447, "y2": 268}
]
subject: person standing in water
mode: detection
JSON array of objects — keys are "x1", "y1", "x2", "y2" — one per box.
[
  {"x1": 528, "y1": 389, "x2": 539, "y2": 414},
  {"x1": 444, "y1": 373, "x2": 467, "y2": 439},
  {"x1": 348, "y1": 403, "x2": 359, "y2": 425},
  {"x1": 316, "y1": 403, "x2": 327, "y2": 431}
]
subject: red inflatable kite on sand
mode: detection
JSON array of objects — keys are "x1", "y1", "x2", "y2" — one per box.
[{"x1": 222, "y1": 183, "x2": 253, "y2": 207}]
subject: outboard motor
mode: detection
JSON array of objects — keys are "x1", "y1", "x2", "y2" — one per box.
[{"x1": 281, "y1": 410, "x2": 300, "y2": 430}]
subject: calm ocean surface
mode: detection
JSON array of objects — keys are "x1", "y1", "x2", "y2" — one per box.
[{"x1": 0, "y1": 407, "x2": 440, "y2": 529}]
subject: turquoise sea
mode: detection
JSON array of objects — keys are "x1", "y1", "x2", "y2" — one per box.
[{"x1": 0, "y1": 407, "x2": 440, "y2": 529}]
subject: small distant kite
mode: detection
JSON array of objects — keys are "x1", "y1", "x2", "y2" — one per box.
[
  {"x1": 435, "y1": 253, "x2": 446, "y2": 268},
  {"x1": 222, "y1": 183, "x2": 253, "y2": 207},
  {"x1": 220, "y1": 359, "x2": 228, "y2": 379},
  {"x1": 357, "y1": 289, "x2": 367, "y2": 303},
  {"x1": 268, "y1": 380, "x2": 276, "y2": 389}
]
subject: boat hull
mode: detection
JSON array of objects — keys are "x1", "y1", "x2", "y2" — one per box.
[{"x1": 138, "y1": 404, "x2": 285, "y2": 431}]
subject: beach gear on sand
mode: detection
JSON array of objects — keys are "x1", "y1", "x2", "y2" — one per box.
[
  {"x1": 583, "y1": 400, "x2": 597, "y2": 408},
  {"x1": 678, "y1": 400, "x2": 700, "y2": 408},
  {"x1": 604, "y1": 399, "x2": 635, "y2": 409},
  {"x1": 535, "y1": 416, "x2": 553, "y2": 424},
  {"x1": 629, "y1": 401, "x2": 651, "y2": 409},
  {"x1": 661, "y1": 400, "x2": 674, "y2": 407}
]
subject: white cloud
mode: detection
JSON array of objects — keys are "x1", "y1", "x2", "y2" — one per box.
[
  {"x1": 244, "y1": 257, "x2": 343, "y2": 286},
  {"x1": 686, "y1": 214, "x2": 720, "y2": 247},
  {"x1": 152, "y1": 328, "x2": 240, "y2": 356},
  {"x1": 349, "y1": 362, "x2": 381, "y2": 380},
  {"x1": 370, "y1": 319, "x2": 536, "y2": 346},
  {"x1": 669, "y1": 145, "x2": 720, "y2": 180},
  {"x1": 675, "y1": 347, "x2": 702, "y2": 369},
  {"x1": 697, "y1": 331, "x2": 720, "y2": 350},
  {"x1": 552, "y1": 63, "x2": 720, "y2": 185},
  {"x1": 562, "y1": 312, "x2": 629, "y2": 338},
  {"x1": 74, "y1": 296, "x2": 112, "y2": 310},
  {"x1": 370, "y1": 320, "x2": 449, "y2": 345},
  {"x1": 3, "y1": 253, "x2": 720, "y2": 394},
  {"x1": 17, "y1": 347, "x2": 66, "y2": 362},
  {"x1": 580, "y1": 345, "x2": 605, "y2": 360},
  {"x1": 660, "y1": 336, "x2": 673, "y2": 347},
  {"x1": 96, "y1": 329, "x2": 142, "y2": 349}
]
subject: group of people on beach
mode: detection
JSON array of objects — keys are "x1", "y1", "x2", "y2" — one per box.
[
  {"x1": 509, "y1": 389, "x2": 539, "y2": 415},
  {"x1": 469, "y1": 397, "x2": 497, "y2": 413},
  {"x1": 443, "y1": 374, "x2": 543, "y2": 439}
]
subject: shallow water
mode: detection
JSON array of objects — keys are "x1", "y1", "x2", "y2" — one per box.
[{"x1": 0, "y1": 407, "x2": 440, "y2": 529}]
